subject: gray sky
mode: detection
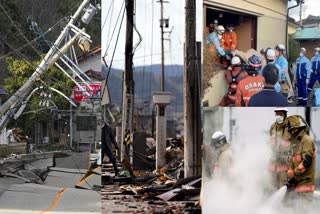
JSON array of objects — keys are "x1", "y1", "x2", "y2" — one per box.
[
  {"x1": 102, "y1": 0, "x2": 202, "y2": 69},
  {"x1": 289, "y1": 0, "x2": 320, "y2": 21}
]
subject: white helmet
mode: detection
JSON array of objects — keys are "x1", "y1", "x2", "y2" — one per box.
[
  {"x1": 231, "y1": 56, "x2": 241, "y2": 66},
  {"x1": 266, "y1": 49, "x2": 276, "y2": 61},
  {"x1": 274, "y1": 107, "x2": 288, "y2": 112},
  {"x1": 315, "y1": 47, "x2": 320, "y2": 52},
  {"x1": 301, "y1": 47, "x2": 306, "y2": 53},
  {"x1": 217, "y1": 25, "x2": 225, "y2": 35},
  {"x1": 211, "y1": 131, "x2": 227, "y2": 148},
  {"x1": 275, "y1": 44, "x2": 286, "y2": 51}
]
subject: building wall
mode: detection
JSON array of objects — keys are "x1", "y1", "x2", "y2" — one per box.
[
  {"x1": 288, "y1": 22, "x2": 298, "y2": 35},
  {"x1": 298, "y1": 40, "x2": 320, "y2": 59},
  {"x1": 204, "y1": 0, "x2": 288, "y2": 50}
]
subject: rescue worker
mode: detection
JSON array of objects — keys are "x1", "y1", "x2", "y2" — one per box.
[
  {"x1": 286, "y1": 115, "x2": 315, "y2": 205},
  {"x1": 206, "y1": 22, "x2": 226, "y2": 58},
  {"x1": 209, "y1": 131, "x2": 233, "y2": 179},
  {"x1": 235, "y1": 55, "x2": 264, "y2": 106},
  {"x1": 101, "y1": 120, "x2": 120, "y2": 175},
  {"x1": 259, "y1": 48, "x2": 282, "y2": 93},
  {"x1": 268, "y1": 108, "x2": 291, "y2": 191},
  {"x1": 275, "y1": 44, "x2": 291, "y2": 98},
  {"x1": 294, "y1": 48, "x2": 311, "y2": 106},
  {"x1": 219, "y1": 56, "x2": 248, "y2": 106},
  {"x1": 221, "y1": 24, "x2": 237, "y2": 53},
  {"x1": 307, "y1": 47, "x2": 320, "y2": 97}
]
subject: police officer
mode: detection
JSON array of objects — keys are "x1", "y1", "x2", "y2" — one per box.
[
  {"x1": 294, "y1": 48, "x2": 311, "y2": 106},
  {"x1": 307, "y1": 47, "x2": 320, "y2": 97}
]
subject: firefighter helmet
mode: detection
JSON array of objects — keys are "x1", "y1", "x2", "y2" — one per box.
[
  {"x1": 248, "y1": 55, "x2": 262, "y2": 72},
  {"x1": 286, "y1": 115, "x2": 308, "y2": 131},
  {"x1": 274, "y1": 107, "x2": 288, "y2": 112},
  {"x1": 211, "y1": 131, "x2": 227, "y2": 148}
]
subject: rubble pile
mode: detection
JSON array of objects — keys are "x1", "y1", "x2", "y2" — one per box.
[{"x1": 101, "y1": 137, "x2": 201, "y2": 214}]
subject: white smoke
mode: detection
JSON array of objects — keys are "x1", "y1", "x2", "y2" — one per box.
[{"x1": 202, "y1": 107, "x2": 320, "y2": 214}]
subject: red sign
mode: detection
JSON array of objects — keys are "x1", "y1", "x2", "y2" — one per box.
[{"x1": 73, "y1": 83, "x2": 102, "y2": 101}]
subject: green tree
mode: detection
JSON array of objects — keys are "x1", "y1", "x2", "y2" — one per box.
[{"x1": 4, "y1": 56, "x2": 75, "y2": 135}]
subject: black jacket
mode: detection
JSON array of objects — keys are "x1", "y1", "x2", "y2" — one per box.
[
  {"x1": 101, "y1": 123, "x2": 118, "y2": 150},
  {"x1": 248, "y1": 86, "x2": 288, "y2": 107}
]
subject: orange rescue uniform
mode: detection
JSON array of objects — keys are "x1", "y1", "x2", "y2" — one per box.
[
  {"x1": 235, "y1": 75, "x2": 264, "y2": 106},
  {"x1": 221, "y1": 32, "x2": 238, "y2": 51}
]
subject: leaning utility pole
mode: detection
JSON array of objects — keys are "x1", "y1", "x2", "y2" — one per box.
[
  {"x1": 184, "y1": 0, "x2": 202, "y2": 177},
  {"x1": 121, "y1": 0, "x2": 135, "y2": 161}
]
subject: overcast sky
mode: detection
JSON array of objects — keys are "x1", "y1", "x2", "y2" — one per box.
[
  {"x1": 289, "y1": 0, "x2": 320, "y2": 21},
  {"x1": 102, "y1": 0, "x2": 202, "y2": 69}
]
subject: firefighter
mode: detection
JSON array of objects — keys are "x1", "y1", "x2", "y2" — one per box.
[
  {"x1": 307, "y1": 47, "x2": 320, "y2": 97},
  {"x1": 101, "y1": 120, "x2": 120, "y2": 175},
  {"x1": 235, "y1": 55, "x2": 264, "y2": 106},
  {"x1": 221, "y1": 24, "x2": 238, "y2": 53},
  {"x1": 286, "y1": 115, "x2": 315, "y2": 204},
  {"x1": 206, "y1": 22, "x2": 226, "y2": 57},
  {"x1": 210, "y1": 131, "x2": 232, "y2": 179},
  {"x1": 219, "y1": 56, "x2": 248, "y2": 106},
  {"x1": 294, "y1": 48, "x2": 311, "y2": 106},
  {"x1": 275, "y1": 44, "x2": 291, "y2": 98},
  {"x1": 268, "y1": 108, "x2": 291, "y2": 191}
]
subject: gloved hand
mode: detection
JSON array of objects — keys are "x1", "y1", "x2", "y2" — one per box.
[
  {"x1": 306, "y1": 79, "x2": 310, "y2": 85},
  {"x1": 285, "y1": 178, "x2": 298, "y2": 192}
]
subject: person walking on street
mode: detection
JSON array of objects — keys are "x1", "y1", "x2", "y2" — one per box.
[{"x1": 101, "y1": 120, "x2": 120, "y2": 175}]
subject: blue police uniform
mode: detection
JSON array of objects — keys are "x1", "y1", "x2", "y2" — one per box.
[
  {"x1": 307, "y1": 54, "x2": 320, "y2": 96},
  {"x1": 295, "y1": 55, "x2": 311, "y2": 106}
]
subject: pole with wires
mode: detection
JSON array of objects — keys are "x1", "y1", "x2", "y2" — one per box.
[
  {"x1": 184, "y1": 0, "x2": 202, "y2": 177},
  {"x1": 0, "y1": 0, "x2": 91, "y2": 117}
]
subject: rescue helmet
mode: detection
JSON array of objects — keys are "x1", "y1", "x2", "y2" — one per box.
[
  {"x1": 274, "y1": 107, "x2": 288, "y2": 112},
  {"x1": 300, "y1": 47, "x2": 306, "y2": 53},
  {"x1": 248, "y1": 55, "x2": 262, "y2": 72},
  {"x1": 286, "y1": 115, "x2": 308, "y2": 131},
  {"x1": 231, "y1": 56, "x2": 241, "y2": 66},
  {"x1": 315, "y1": 47, "x2": 320, "y2": 52},
  {"x1": 275, "y1": 44, "x2": 286, "y2": 51},
  {"x1": 217, "y1": 25, "x2": 225, "y2": 35},
  {"x1": 266, "y1": 49, "x2": 276, "y2": 61},
  {"x1": 211, "y1": 131, "x2": 227, "y2": 148}
]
